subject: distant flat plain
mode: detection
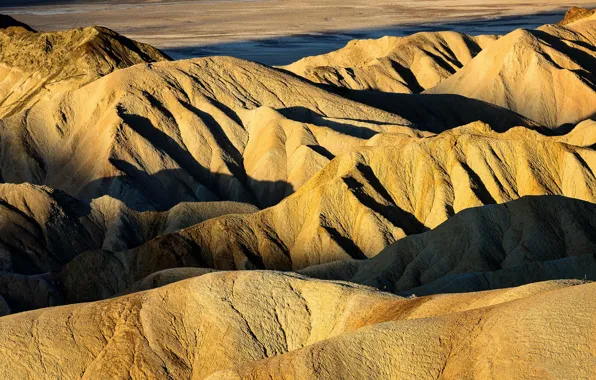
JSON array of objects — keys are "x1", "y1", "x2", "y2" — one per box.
[{"x1": 3, "y1": 0, "x2": 596, "y2": 64}]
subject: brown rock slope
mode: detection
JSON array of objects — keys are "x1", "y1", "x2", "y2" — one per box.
[
  {"x1": 43, "y1": 196, "x2": 596, "y2": 308},
  {"x1": 209, "y1": 278, "x2": 596, "y2": 380},
  {"x1": 0, "y1": 55, "x2": 427, "y2": 212},
  {"x1": 3, "y1": 126, "x2": 596, "y2": 311},
  {"x1": 426, "y1": 14, "x2": 596, "y2": 128},
  {"x1": 558, "y1": 6, "x2": 596, "y2": 26},
  {"x1": 0, "y1": 52, "x2": 534, "y2": 210},
  {"x1": 0, "y1": 24, "x2": 533, "y2": 212},
  {"x1": 0, "y1": 183, "x2": 257, "y2": 275},
  {"x1": 303, "y1": 195, "x2": 596, "y2": 294},
  {"x1": 0, "y1": 271, "x2": 592, "y2": 379},
  {"x1": 282, "y1": 31, "x2": 498, "y2": 93},
  {"x1": 79, "y1": 124, "x2": 595, "y2": 274},
  {"x1": 0, "y1": 22, "x2": 170, "y2": 117}
]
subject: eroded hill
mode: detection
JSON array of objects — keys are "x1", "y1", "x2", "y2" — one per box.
[
  {"x1": 0, "y1": 272, "x2": 592, "y2": 379},
  {"x1": 0, "y1": 12, "x2": 594, "y2": 380},
  {"x1": 283, "y1": 31, "x2": 497, "y2": 93},
  {"x1": 0, "y1": 22, "x2": 170, "y2": 117},
  {"x1": 426, "y1": 14, "x2": 596, "y2": 127}
]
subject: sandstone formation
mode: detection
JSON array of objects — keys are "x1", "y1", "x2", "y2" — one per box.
[
  {"x1": 2, "y1": 128, "x2": 596, "y2": 311},
  {"x1": 558, "y1": 6, "x2": 596, "y2": 26},
  {"x1": 0, "y1": 271, "x2": 592, "y2": 379},
  {"x1": 302, "y1": 196, "x2": 596, "y2": 294},
  {"x1": 283, "y1": 31, "x2": 498, "y2": 93},
  {"x1": 0, "y1": 23, "x2": 170, "y2": 117},
  {"x1": 0, "y1": 183, "x2": 257, "y2": 275},
  {"x1": 0, "y1": 55, "x2": 427, "y2": 212},
  {"x1": 64, "y1": 123, "x2": 596, "y2": 279},
  {"x1": 208, "y1": 277, "x2": 596, "y2": 380},
  {"x1": 286, "y1": 13, "x2": 596, "y2": 129},
  {"x1": 426, "y1": 14, "x2": 596, "y2": 127},
  {"x1": 0, "y1": 12, "x2": 594, "y2": 380}
]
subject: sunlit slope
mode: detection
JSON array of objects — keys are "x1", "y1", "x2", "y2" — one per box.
[
  {"x1": 0, "y1": 24, "x2": 170, "y2": 117},
  {"x1": 426, "y1": 16, "x2": 596, "y2": 127},
  {"x1": 0, "y1": 272, "x2": 591, "y2": 379},
  {"x1": 283, "y1": 31, "x2": 497, "y2": 93}
]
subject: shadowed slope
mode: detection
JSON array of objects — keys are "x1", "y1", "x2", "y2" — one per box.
[
  {"x1": 426, "y1": 15, "x2": 596, "y2": 127},
  {"x1": 0, "y1": 56, "x2": 419, "y2": 212},
  {"x1": 0, "y1": 271, "x2": 591, "y2": 379},
  {"x1": 0, "y1": 24, "x2": 170, "y2": 117},
  {"x1": 283, "y1": 31, "x2": 498, "y2": 93},
  {"x1": 0, "y1": 15, "x2": 35, "y2": 32},
  {"x1": 2, "y1": 124, "x2": 596, "y2": 311},
  {"x1": 303, "y1": 196, "x2": 596, "y2": 294},
  {"x1": 336, "y1": 90, "x2": 539, "y2": 133},
  {"x1": 0, "y1": 183, "x2": 257, "y2": 275}
]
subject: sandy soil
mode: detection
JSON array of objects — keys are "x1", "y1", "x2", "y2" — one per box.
[{"x1": 3, "y1": 1, "x2": 596, "y2": 50}]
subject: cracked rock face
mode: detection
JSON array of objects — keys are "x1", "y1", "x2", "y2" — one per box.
[{"x1": 0, "y1": 272, "x2": 593, "y2": 379}]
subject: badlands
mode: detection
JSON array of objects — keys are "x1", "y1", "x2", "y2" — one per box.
[{"x1": 0, "y1": 4, "x2": 594, "y2": 380}]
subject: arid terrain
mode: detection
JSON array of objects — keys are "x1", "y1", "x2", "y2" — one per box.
[
  {"x1": 0, "y1": 4, "x2": 595, "y2": 379},
  {"x1": 3, "y1": 0, "x2": 596, "y2": 64}
]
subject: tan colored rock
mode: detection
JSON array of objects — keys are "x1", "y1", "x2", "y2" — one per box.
[
  {"x1": 426, "y1": 17, "x2": 596, "y2": 127},
  {"x1": 558, "y1": 6, "x2": 596, "y2": 26},
  {"x1": 0, "y1": 55, "x2": 418, "y2": 211},
  {"x1": 283, "y1": 31, "x2": 497, "y2": 93},
  {"x1": 302, "y1": 196, "x2": 596, "y2": 294},
  {"x1": 557, "y1": 119, "x2": 596, "y2": 147},
  {"x1": 4, "y1": 131, "x2": 596, "y2": 311},
  {"x1": 103, "y1": 124, "x2": 596, "y2": 274},
  {"x1": 0, "y1": 183, "x2": 257, "y2": 275},
  {"x1": 0, "y1": 25, "x2": 169, "y2": 117},
  {"x1": 0, "y1": 271, "x2": 590, "y2": 379},
  {"x1": 0, "y1": 15, "x2": 593, "y2": 379},
  {"x1": 208, "y1": 278, "x2": 596, "y2": 380}
]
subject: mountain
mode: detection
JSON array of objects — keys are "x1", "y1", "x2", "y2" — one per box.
[
  {"x1": 1, "y1": 124, "x2": 595, "y2": 312},
  {"x1": 0, "y1": 55, "x2": 421, "y2": 213},
  {"x1": 0, "y1": 271, "x2": 591, "y2": 379},
  {"x1": 0, "y1": 23, "x2": 170, "y2": 117},
  {"x1": 426, "y1": 15, "x2": 596, "y2": 128},
  {"x1": 303, "y1": 196, "x2": 596, "y2": 295},
  {"x1": 558, "y1": 6, "x2": 596, "y2": 26},
  {"x1": 208, "y1": 278, "x2": 595, "y2": 380},
  {"x1": 0, "y1": 15, "x2": 35, "y2": 32},
  {"x1": 283, "y1": 31, "x2": 498, "y2": 93},
  {"x1": 285, "y1": 14, "x2": 596, "y2": 129},
  {"x1": 0, "y1": 11, "x2": 595, "y2": 379},
  {"x1": 0, "y1": 183, "x2": 256, "y2": 275}
]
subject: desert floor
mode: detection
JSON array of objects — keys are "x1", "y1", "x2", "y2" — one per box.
[{"x1": 2, "y1": 0, "x2": 596, "y2": 64}]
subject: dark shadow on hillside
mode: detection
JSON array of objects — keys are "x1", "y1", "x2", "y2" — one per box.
[
  {"x1": 78, "y1": 161, "x2": 295, "y2": 212},
  {"x1": 331, "y1": 90, "x2": 542, "y2": 133},
  {"x1": 530, "y1": 29, "x2": 596, "y2": 92},
  {"x1": 279, "y1": 106, "x2": 382, "y2": 138},
  {"x1": 399, "y1": 253, "x2": 596, "y2": 297},
  {"x1": 0, "y1": 14, "x2": 35, "y2": 31}
]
